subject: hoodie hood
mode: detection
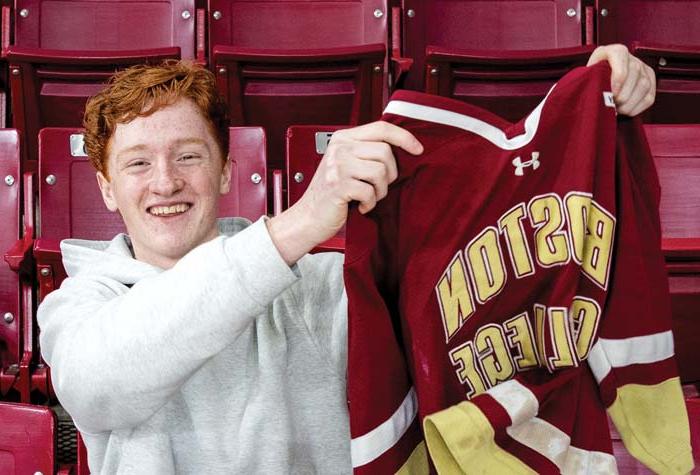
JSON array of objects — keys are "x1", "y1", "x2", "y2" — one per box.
[{"x1": 59, "y1": 217, "x2": 252, "y2": 284}]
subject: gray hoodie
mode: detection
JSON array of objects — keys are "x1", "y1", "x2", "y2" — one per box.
[{"x1": 37, "y1": 217, "x2": 351, "y2": 474}]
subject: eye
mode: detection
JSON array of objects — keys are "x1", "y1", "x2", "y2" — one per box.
[
  {"x1": 126, "y1": 159, "x2": 148, "y2": 168},
  {"x1": 177, "y1": 153, "x2": 204, "y2": 164}
]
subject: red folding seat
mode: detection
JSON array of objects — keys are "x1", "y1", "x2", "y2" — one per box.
[
  {"x1": 644, "y1": 124, "x2": 700, "y2": 384},
  {"x1": 424, "y1": 45, "x2": 593, "y2": 122},
  {"x1": 34, "y1": 126, "x2": 268, "y2": 300},
  {"x1": 595, "y1": 1, "x2": 700, "y2": 123},
  {"x1": 284, "y1": 125, "x2": 346, "y2": 253},
  {"x1": 400, "y1": 0, "x2": 586, "y2": 90},
  {"x1": 12, "y1": 0, "x2": 202, "y2": 58},
  {"x1": 7, "y1": 47, "x2": 181, "y2": 172},
  {"x1": 0, "y1": 401, "x2": 56, "y2": 474},
  {"x1": 209, "y1": 0, "x2": 399, "y2": 171},
  {"x1": 596, "y1": 0, "x2": 700, "y2": 47},
  {"x1": 0, "y1": 129, "x2": 41, "y2": 403}
]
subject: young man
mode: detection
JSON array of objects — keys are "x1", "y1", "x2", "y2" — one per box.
[{"x1": 38, "y1": 46, "x2": 655, "y2": 473}]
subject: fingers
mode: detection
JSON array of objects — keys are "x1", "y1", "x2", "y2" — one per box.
[
  {"x1": 333, "y1": 121, "x2": 424, "y2": 156},
  {"x1": 587, "y1": 44, "x2": 658, "y2": 117},
  {"x1": 587, "y1": 44, "x2": 629, "y2": 95}
]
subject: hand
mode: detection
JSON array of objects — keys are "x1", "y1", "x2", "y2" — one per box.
[
  {"x1": 587, "y1": 44, "x2": 656, "y2": 117},
  {"x1": 267, "y1": 121, "x2": 423, "y2": 264}
]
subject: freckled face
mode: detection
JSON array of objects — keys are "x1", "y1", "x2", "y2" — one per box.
[{"x1": 96, "y1": 98, "x2": 231, "y2": 269}]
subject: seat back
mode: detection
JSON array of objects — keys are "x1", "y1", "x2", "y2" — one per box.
[
  {"x1": 8, "y1": 47, "x2": 181, "y2": 171},
  {"x1": 36, "y1": 126, "x2": 267, "y2": 298},
  {"x1": 214, "y1": 44, "x2": 385, "y2": 170},
  {"x1": 644, "y1": 124, "x2": 700, "y2": 384},
  {"x1": 13, "y1": 0, "x2": 197, "y2": 57},
  {"x1": 401, "y1": 0, "x2": 584, "y2": 90},
  {"x1": 425, "y1": 45, "x2": 593, "y2": 122},
  {"x1": 0, "y1": 130, "x2": 22, "y2": 393},
  {"x1": 596, "y1": 0, "x2": 700, "y2": 47},
  {"x1": 208, "y1": 0, "x2": 389, "y2": 58},
  {"x1": 0, "y1": 402, "x2": 56, "y2": 474},
  {"x1": 285, "y1": 125, "x2": 346, "y2": 252}
]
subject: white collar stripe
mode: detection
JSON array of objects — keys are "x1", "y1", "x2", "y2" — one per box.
[{"x1": 383, "y1": 85, "x2": 556, "y2": 151}]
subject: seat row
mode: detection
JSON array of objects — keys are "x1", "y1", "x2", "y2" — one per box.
[{"x1": 0, "y1": 0, "x2": 699, "y2": 178}]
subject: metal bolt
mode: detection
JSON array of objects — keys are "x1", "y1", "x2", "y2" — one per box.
[
  {"x1": 181, "y1": 10, "x2": 191, "y2": 20},
  {"x1": 40, "y1": 268, "x2": 51, "y2": 277},
  {"x1": 19, "y1": 8, "x2": 29, "y2": 18},
  {"x1": 11, "y1": 68, "x2": 19, "y2": 76},
  {"x1": 213, "y1": 10, "x2": 222, "y2": 20},
  {"x1": 294, "y1": 172, "x2": 304, "y2": 183},
  {"x1": 218, "y1": 67, "x2": 226, "y2": 74},
  {"x1": 34, "y1": 472, "x2": 44, "y2": 475},
  {"x1": 4, "y1": 175, "x2": 14, "y2": 186},
  {"x1": 46, "y1": 174, "x2": 56, "y2": 185},
  {"x1": 430, "y1": 68, "x2": 438, "y2": 76},
  {"x1": 407, "y1": 9, "x2": 416, "y2": 18},
  {"x1": 7, "y1": 364, "x2": 18, "y2": 373},
  {"x1": 600, "y1": 8, "x2": 609, "y2": 17},
  {"x1": 373, "y1": 65, "x2": 381, "y2": 73},
  {"x1": 659, "y1": 57, "x2": 667, "y2": 67},
  {"x1": 566, "y1": 8, "x2": 576, "y2": 17},
  {"x1": 250, "y1": 173, "x2": 262, "y2": 184},
  {"x1": 3, "y1": 313, "x2": 13, "y2": 324},
  {"x1": 373, "y1": 9, "x2": 383, "y2": 18}
]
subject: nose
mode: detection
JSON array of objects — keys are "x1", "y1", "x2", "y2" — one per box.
[{"x1": 149, "y1": 158, "x2": 184, "y2": 196}]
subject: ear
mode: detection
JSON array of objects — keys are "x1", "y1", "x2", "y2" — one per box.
[
  {"x1": 219, "y1": 156, "x2": 232, "y2": 195},
  {"x1": 96, "y1": 172, "x2": 119, "y2": 212}
]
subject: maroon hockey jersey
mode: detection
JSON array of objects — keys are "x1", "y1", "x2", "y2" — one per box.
[{"x1": 345, "y1": 64, "x2": 693, "y2": 474}]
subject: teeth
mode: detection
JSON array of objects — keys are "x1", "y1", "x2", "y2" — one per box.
[{"x1": 149, "y1": 204, "x2": 190, "y2": 216}]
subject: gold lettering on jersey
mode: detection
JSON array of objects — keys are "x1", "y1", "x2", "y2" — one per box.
[
  {"x1": 498, "y1": 204, "x2": 535, "y2": 278},
  {"x1": 449, "y1": 341, "x2": 488, "y2": 398},
  {"x1": 475, "y1": 324, "x2": 516, "y2": 387},
  {"x1": 466, "y1": 227, "x2": 507, "y2": 304},
  {"x1": 570, "y1": 296, "x2": 601, "y2": 360},
  {"x1": 434, "y1": 191, "x2": 615, "y2": 342},
  {"x1": 504, "y1": 313, "x2": 539, "y2": 371},
  {"x1": 448, "y1": 299, "x2": 600, "y2": 396},
  {"x1": 436, "y1": 252, "x2": 476, "y2": 342},
  {"x1": 528, "y1": 194, "x2": 571, "y2": 267},
  {"x1": 547, "y1": 307, "x2": 579, "y2": 370},
  {"x1": 565, "y1": 192, "x2": 616, "y2": 289}
]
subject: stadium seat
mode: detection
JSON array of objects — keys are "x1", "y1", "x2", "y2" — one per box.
[
  {"x1": 0, "y1": 401, "x2": 56, "y2": 474},
  {"x1": 632, "y1": 44, "x2": 700, "y2": 124},
  {"x1": 400, "y1": 0, "x2": 586, "y2": 90},
  {"x1": 208, "y1": 0, "x2": 398, "y2": 170},
  {"x1": 7, "y1": 47, "x2": 181, "y2": 171},
  {"x1": 34, "y1": 126, "x2": 268, "y2": 300},
  {"x1": 596, "y1": 0, "x2": 700, "y2": 47},
  {"x1": 424, "y1": 45, "x2": 594, "y2": 122},
  {"x1": 213, "y1": 44, "x2": 385, "y2": 172},
  {"x1": 0, "y1": 129, "x2": 41, "y2": 403},
  {"x1": 284, "y1": 125, "x2": 346, "y2": 252},
  {"x1": 644, "y1": 124, "x2": 700, "y2": 384},
  {"x1": 12, "y1": 0, "x2": 203, "y2": 60}
]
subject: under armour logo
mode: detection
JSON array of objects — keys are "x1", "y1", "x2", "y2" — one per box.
[{"x1": 512, "y1": 152, "x2": 540, "y2": 176}]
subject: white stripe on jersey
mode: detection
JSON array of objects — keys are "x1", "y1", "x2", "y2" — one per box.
[
  {"x1": 383, "y1": 85, "x2": 556, "y2": 151},
  {"x1": 350, "y1": 387, "x2": 418, "y2": 467},
  {"x1": 489, "y1": 380, "x2": 619, "y2": 473},
  {"x1": 488, "y1": 379, "x2": 539, "y2": 426},
  {"x1": 587, "y1": 330, "x2": 675, "y2": 383},
  {"x1": 507, "y1": 417, "x2": 619, "y2": 474}
]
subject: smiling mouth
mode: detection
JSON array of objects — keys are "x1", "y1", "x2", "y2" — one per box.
[{"x1": 148, "y1": 203, "x2": 191, "y2": 217}]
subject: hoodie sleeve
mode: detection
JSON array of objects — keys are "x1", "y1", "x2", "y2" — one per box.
[{"x1": 38, "y1": 218, "x2": 299, "y2": 435}]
